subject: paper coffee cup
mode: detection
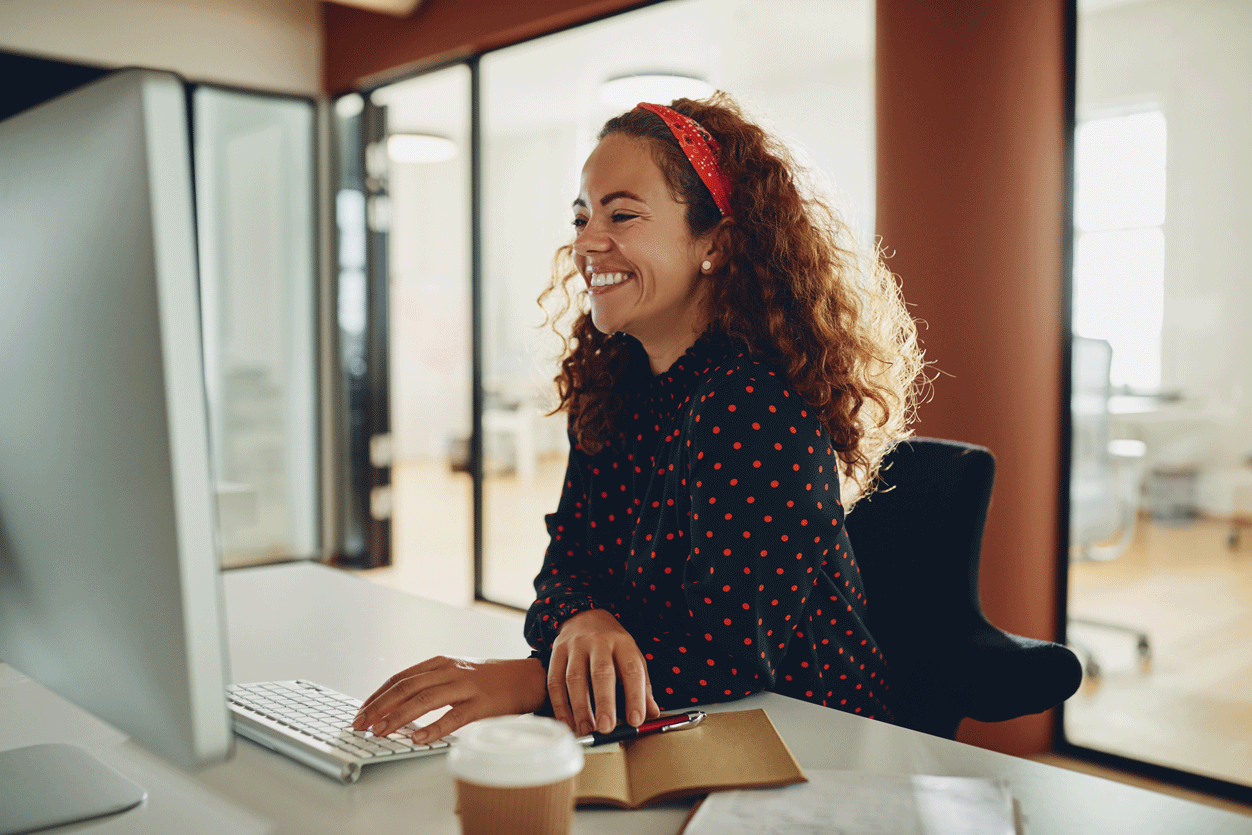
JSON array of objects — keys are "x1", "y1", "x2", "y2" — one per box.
[{"x1": 448, "y1": 715, "x2": 585, "y2": 835}]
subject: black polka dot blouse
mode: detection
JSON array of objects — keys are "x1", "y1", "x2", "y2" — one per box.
[{"x1": 524, "y1": 334, "x2": 891, "y2": 722}]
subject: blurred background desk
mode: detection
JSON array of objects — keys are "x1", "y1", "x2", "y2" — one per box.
[{"x1": 2, "y1": 561, "x2": 1250, "y2": 834}]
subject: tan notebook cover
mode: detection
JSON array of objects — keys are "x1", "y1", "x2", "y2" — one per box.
[{"x1": 574, "y1": 708, "x2": 807, "y2": 808}]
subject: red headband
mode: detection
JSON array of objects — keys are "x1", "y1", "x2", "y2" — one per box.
[{"x1": 636, "y1": 102, "x2": 732, "y2": 217}]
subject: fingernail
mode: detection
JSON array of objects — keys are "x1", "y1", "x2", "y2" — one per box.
[
  {"x1": 371, "y1": 723, "x2": 388, "y2": 737},
  {"x1": 578, "y1": 722, "x2": 592, "y2": 737},
  {"x1": 629, "y1": 710, "x2": 642, "y2": 727},
  {"x1": 411, "y1": 727, "x2": 430, "y2": 744}
]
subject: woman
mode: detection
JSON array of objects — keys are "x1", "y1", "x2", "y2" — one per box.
[{"x1": 353, "y1": 94, "x2": 922, "y2": 744}]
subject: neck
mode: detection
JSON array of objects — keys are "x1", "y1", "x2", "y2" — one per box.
[
  {"x1": 641, "y1": 332, "x2": 700, "y2": 376},
  {"x1": 636, "y1": 288, "x2": 711, "y2": 375}
]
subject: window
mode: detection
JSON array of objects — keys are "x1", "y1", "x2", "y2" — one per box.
[{"x1": 1072, "y1": 109, "x2": 1167, "y2": 391}]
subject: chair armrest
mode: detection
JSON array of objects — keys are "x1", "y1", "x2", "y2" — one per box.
[{"x1": 951, "y1": 626, "x2": 1083, "y2": 723}]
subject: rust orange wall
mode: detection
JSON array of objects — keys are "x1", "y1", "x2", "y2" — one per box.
[
  {"x1": 322, "y1": 0, "x2": 1072, "y2": 757},
  {"x1": 876, "y1": 1, "x2": 1069, "y2": 756},
  {"x1": 321, "y1": 0, "x2": 654, "y2": 92}
]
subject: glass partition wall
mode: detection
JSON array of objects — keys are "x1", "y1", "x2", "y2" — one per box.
[
  {"x1": 1063, "y1": 0, "x2": 1252, "y2": 796},
  {"x1": 374, "y1": 0, "x2": 875, "y2": 609},
  {"x1": 192, "y1": 86, "x2": 319, "y2": 567},
  {"x1": 368, "y1": 66, "x2": 475, "y2": 604},
  {"x1": 475, "y1": 0, "x2": 876, "y2": 608}
]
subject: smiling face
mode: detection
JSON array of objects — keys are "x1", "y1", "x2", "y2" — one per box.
[{"x1": 572, "y1": 133, "x2": 717, "y2": 372}]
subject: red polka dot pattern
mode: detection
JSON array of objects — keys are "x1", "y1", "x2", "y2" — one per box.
[{"x1": 524, "y1": 335, "x2": 891, "y2": 722}]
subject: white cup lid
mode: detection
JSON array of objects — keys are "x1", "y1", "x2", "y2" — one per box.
[{"x1": 448, "y1": 715, "x2": 584, "y2": 787}]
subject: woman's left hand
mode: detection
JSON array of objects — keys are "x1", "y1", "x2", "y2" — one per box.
[
  {"x1": 351, "y1": 656, "x2": 548, "y2": 743},
  {"x1": 547, "y1": 609, "x2": 661, "y2": 736}
]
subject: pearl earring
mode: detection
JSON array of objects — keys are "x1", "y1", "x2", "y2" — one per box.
[{"x1": 701, "y1": 260, "x2": 712, "y2": 273}]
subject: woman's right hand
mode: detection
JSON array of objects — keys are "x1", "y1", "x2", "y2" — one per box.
[
  {"x1": 352, "y1": 656, "x2": 548, "y2": 743},
  {"x1": 547, "y1": 609, "x2": 660, "y2": 736}
]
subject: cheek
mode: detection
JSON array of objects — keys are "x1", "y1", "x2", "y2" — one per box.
[{"x1": 635, "y1": 235, "x2": 694, "y2": 282}]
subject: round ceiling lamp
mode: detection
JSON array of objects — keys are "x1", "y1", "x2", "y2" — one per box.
[
  {"x1": 386, "y1": 133, "x2": 457, "y2": 164},
  {"x1": 334, "y1": 93, "x2": 364, "y2": 119},
  {"x1": 598, "y1": 73, "x2": 716, "y2": 109}
]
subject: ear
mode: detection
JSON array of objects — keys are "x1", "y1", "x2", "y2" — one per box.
[{"x1": 697, "y1": 221, "x2": 729, "y2": 274}]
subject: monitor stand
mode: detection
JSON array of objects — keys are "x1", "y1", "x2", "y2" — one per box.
[{"x1": 0, "y1": 743, "x2": 146, "y2": 834}]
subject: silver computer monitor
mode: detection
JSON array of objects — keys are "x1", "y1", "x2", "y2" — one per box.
[{"x1": 0, "y1": 67, "x2": 233, "y2": 821}]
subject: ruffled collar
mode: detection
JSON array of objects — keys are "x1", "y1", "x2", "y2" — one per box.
[{"x1": 638, "y1": 330, "x2": 748, "y2": 407}]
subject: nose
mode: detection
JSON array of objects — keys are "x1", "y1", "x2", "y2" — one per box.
[{"x1": 572, "y1": 218, "x2": 611, "y2": 258}]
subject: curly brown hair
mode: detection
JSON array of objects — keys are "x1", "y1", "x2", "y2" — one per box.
[{"x1": 539, "y1": 93, "x2": 924, "y2": 505}]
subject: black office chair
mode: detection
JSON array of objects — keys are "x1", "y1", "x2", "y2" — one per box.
[{"x1": 845, "y1": 438, "x2": 1083, "y2": 739}]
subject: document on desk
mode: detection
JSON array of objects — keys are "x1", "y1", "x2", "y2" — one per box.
[{"x1": 681, "y1": 770, "x2": 1017, "y2": 835}]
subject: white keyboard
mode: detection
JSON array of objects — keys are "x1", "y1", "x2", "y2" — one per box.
[{"x1": 227, "y1": 680, "x2": 453, "y2": 784}]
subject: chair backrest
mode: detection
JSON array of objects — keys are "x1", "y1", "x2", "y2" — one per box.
[
  {"x1": 846, "y1": 437, "x2": 1082, "y2": 738},
  {"x1": 846, "y1": 438, "x2": 996, "y2": 735}
]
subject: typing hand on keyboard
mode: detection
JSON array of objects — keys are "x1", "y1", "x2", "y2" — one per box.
[
  {"x1": 352, "y1": 656, "x2": 549, "y2": 744},
  {"x1": 227, "y1": 680, "x2": 456, "y2": 783}
]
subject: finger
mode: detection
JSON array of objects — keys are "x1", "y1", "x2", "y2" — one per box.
[
  {"x1": 356, "y1": 678, "x2": 421, "y2": 730},
  {"x1": 367, "y1": 678, "x2": 468, "y2": 737},
  {"x1": 408, "y1": 703, "x2": 475, "y2": 745},
  {"x1": 360, "y1": 666, "x2": 460, "y2": 734},
  {"x1": 545, "y1": 647, "x2": 577, "y2": 732},
  {"x1": 616, "y1": 651, "x2": 649, "y2": 728},
  {"x1": 588, "y1": 646, "x2": 619, "y2": 734},
  {"x1": 357, "y1": 665, "x2": 422, "y2": 717},
  {"x1": 646, "y1": 690, "x2": 662, "y2": 719},
  {"x1": 643, "y1": 665, "x2": 661, "y2": 719},
  {"x1": 562, "y1": 649, "x2": 597, "y2": 737},
  {"x1": 356, "y1": 656, "x2": 452, "y2": 722}
]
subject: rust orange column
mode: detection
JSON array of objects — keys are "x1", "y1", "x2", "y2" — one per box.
[{"x1": 876, "y1": 0, "x2": 1070, "y2": 756}]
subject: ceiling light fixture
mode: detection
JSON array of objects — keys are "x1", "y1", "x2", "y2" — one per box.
[
  {"x1": 598, "y1": 73, "x2": 717, "y2": 109},
  {"x1": 327, "y1": 0, "x2": 426, "y2": 17},
  {"x1": 386, "y1": 133, "x2": 457, "y2": 164},
  {"x1": 334, "y1": 94, "x2": 364, "y2": 119}
]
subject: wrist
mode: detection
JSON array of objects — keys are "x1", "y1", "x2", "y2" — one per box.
[
  {"x1": 562, "y1": 607, "x2": 616, "y2": 631},
  {"x1": 514, "y1": 656, "x2": 550, "y2": 715}
]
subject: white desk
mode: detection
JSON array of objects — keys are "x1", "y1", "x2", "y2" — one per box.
[{"x1": 3, "y1": 561, "x2": 1250, "y2": 834}]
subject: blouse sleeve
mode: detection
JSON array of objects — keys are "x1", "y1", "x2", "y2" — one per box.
[
  {"x1": 628, "y1": 369, "x2": 851, "y2": 706},
  {"x1": 523, "y1": 432, "x2": 620, "y2": 661}
]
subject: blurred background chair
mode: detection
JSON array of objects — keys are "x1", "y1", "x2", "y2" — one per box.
[
  {"x1": 1070, "y1": 336, "x2": 1147, "y2": 562},
  {"x1": 845, "y1": 438, "x2": 1083, "y2": 739},
  {"x1": 1068, "y1": 336, "x2": 1151, "y2": 681}
]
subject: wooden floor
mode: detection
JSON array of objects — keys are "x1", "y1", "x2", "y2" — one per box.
[
  {"x1": 1065, "y1": 515, "x2": 1252, "y2": 793},
  {"x1": 1032, "y1": 753, "x2": 1252, "y2": 818},
  {"x1": 364, "y1": 460, "x2": 1252, "y2": 815}
]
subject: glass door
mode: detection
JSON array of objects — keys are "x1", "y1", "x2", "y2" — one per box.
[{"x1": 1063, "y1": 0, "x2": 1252, "y2": 796}]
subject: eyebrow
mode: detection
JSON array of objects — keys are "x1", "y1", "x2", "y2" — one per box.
[{"x1": 571, "y1": 190, "x2": 645, "y2": 209}]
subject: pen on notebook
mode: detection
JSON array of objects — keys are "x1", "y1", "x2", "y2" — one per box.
[{"x1": 575, "y1": 710, "x2": 705, "y2": 747}]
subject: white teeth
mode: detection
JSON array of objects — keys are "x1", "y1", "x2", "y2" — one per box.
[{"x1": 589, "y1": 271, "x2": 631, "y2": 288}]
